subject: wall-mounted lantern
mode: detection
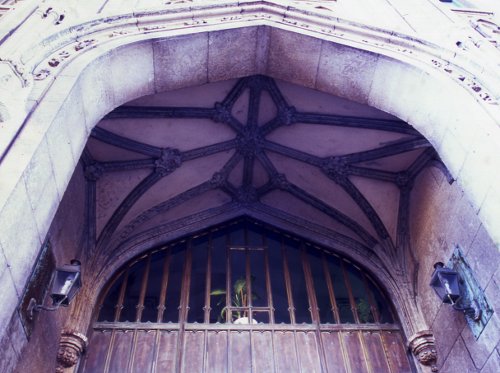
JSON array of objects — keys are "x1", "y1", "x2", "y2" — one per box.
[
  {"x1": 430, "y1": 262, "x2": 481, "y2": 321},
  {"x1": 27, "y1": 259, "x2": 82, "y2": 320}
]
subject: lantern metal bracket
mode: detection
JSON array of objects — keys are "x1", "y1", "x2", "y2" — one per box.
[
  {"x1": 450, "y1": 298, "x2": 481, "y2": 321},
  {"x1": 26, "y1": 296, "x2": 67, "y2": 320}
]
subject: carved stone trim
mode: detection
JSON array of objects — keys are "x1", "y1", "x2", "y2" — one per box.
[
  {"x1": 56, "y1": 330, "x2": 88, "y2": 373},
  {"x1": 408, "y1": 330, "x2": 438, "y2": 372}
]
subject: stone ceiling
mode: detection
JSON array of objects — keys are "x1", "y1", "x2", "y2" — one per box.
[{"x1": 83, "y1": 75, "x2": 444, "y2": 258}]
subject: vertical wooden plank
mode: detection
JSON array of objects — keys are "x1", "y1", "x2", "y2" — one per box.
[
  {"x1": 130, "y1": 330, "x2": 155, "y2": 372},
  {"x1": 156, "y1": 330, "x2": 178, "y2": 372},
  {"x1": 108, "y1": 330, "x2": 134, "y2": 373},
  {"x1": 296, "y1": 331, "x2": 322, "y2": 373},
  {"x1": 206, "y1": 331, "x2": 228, "y2": 373},
  {"x1": 320, "y1": 332, "x2": 348, "y2": 373},
  {"x1": 274, "y1": 331, "x2": 300, "y2": 373},
  {"x1": 382, "y1": 332, "x2": 412, "y2": 373},
  {"x1": 252, "y1": 330, "x2": 274, "y2": 373},
  {"x1": 343, "y1": 331, "x2": 369, "y2": 373},
  {"x1": 181, "y1": 330, "x2": 205, "y2": 373},
  {"x1": 81, "y1": 330, "x2": 112, "y2": 373},
  {"x1": 363, "y1": 332, "x2": 391, "y2": 373},
  {"x1": 230, "y1": 331, "x2": 252, "y2": 373}
]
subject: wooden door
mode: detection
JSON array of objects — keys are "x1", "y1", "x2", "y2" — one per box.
[{"x1": 80, "y1": 219, "x2": 413, "y2": 373}]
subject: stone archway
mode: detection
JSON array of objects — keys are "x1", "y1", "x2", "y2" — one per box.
[{"x1": 1, "y1": 4, "x2": 498, "y2": 372}]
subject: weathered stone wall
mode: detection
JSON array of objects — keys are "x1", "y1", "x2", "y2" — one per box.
[
  {"x1": 411, "y1": 167, "x2": 499, "y2": 372},
  {"x1": 0, "y1": 164, "x2": 86, "y2": 373}
]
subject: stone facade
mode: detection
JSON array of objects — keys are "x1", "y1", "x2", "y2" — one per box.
[{"x1": 0, "y1": 1, "x2": 498, "y2": 372}]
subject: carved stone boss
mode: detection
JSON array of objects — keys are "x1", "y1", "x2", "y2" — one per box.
[
  {"x1": 55, "y1": 330, "x2": 88, "y2": 373},
  {"x1": 408, "y1": 330, "x2": 438, "y2": 372}
]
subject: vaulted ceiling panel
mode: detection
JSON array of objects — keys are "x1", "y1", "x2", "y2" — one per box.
[
  {"x1": 260, "y1": 190, "x2": 365, "y2": 243},
  {"x1": 266, "y1": 124, "x2": 413, "y2": 157},
  {"x1": 99, "y1": 118, "x2": 235, "y2": 151},
  {"x1": 83, "y1": 75, "x2": 443, "y2": 256},
  {"x1": 124, "y1": 189, "x2": 233, "y2": 238},
  {"x1": 129, "y1": 78, "x2": 237, "y2": 107},
  {"x1": 349, "y1": 176, "x2": 400, "y2": 243},
  {"x1": 117, "y1": 150, "x2": 235, "y2": 232},
  {"x1": 275, "y1": 80, "x2": 397, "y2": 119},
  {"x1": 95, "y1": 168, "x2": 151, "y2": 237},
  {"x1": 266, "y1": 151, "x2": 377, "y2": 238},
  {"x1": 86, "y1": 137, "x2": 150, "y2": 161}
]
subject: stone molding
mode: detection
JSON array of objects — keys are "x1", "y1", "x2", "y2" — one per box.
[
  {"x1": 55, "y1": 330, "x2": 88, "y2": 373},
  {"x1": 408, "y1": 330, "x2": 438, "y2": 372}
]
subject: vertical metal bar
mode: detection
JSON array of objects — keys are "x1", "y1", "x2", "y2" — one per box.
[
  {"x1": 244, "y1": 224, "x2": 254, "y2": 373},
  {"x1": 104, "y1": 267, "x2": 130, "y2": 373},
  {"x1": 156, "y1": 249, "x2": 172, "y2": 323},
  {"x1": 136, "y1": 254, "x2": 151, "y2": 322},
  {"x1": 300, "y1": 245, "x2": 320, "y2": 324},
  {"x1": 361, "y1": 273, "x2": 380, "y2": 324},
  {"x1": 281, "y1": 238, "x2": 296, "y2": 324},
  {"x1": 204, "y1": 236, "x2": 212, "y2": 324},
  {"x1": 175, "y1": 242, "x2": 192, "y2": 373},
  {"x1": 321, "y1": 253, "x2": 340, "y2": 324},
  {"x1": 245, "y1": 225, "x2": 252, "y2": 320},
  {"x1": 225, "y1": 230, "x2": 232, "y2": 373},
  {"x1": 263, "y1": 234, "x2": 274, "y2": 324},
  {"x1": 342, "y1": 261, "x2": 373, "y2": 373},
  {"x1": 226, "y1": 232, "x2": 232, "y2": 324},
  {"x1": 114, "y1": 268, "x2": 130, "y2": 322},
  {"x1": 300, "y1": 244, "x2": 328, "y2": 373},
  {"x1": 341, "y1": 260, "x2": 360, "y2": 324},
  {"x1": 203, "y1": 235, "x2": 212, "y2": 373},
  {"x1": 152, "y1": 249, "x2": 170, "y2": 373},
  {"x1": 128, "y1": 255, "x2": 152, "y2": 372}
]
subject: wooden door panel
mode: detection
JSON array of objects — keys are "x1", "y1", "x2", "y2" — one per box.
[
  {"x1": 156, "y1": 330, "x2": 178, "y2": 372},
  {"x1": 252, "y1": 330, "x2": 275, "y2": 373},
  {"x1": 130, "y1": 330, "x2": 155, "y2": 372},
  {"x1": 343, "y1": 331, "x2": 369, "y2": 373},
  {"x1": 229, "y1": 331, "x2": 252, "y2": 373},
  {"x1": 321, "y1": 331, "x2": 348, "y2": 373},
  {"x1": 82, "y1": 330, "x2": 112, "y2": 373},
  {"x1": 382, "y1": 331, "x2": 413, "y2": 373},
  {"x1": 274, "y1": 331, "x2": 300, "y2": 373},
  {"x1": 182, "y1": 330, "x2": 205, "y2": 373},
  {"x1": 296, "y1": 331, "x2": 322, "y2": 373},
  {"x1": 207, "y1": 331, "x2": 228, "y2": 373},
  {"x1": 108, "y1": 330, "x2": 133, "y2": 373},
  {"x1": 363, "y1": 332, "x2": 391, "y2": 373}
]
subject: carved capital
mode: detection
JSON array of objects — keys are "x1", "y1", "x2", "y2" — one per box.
[
  {"x1": 56, "y1": 330, "x2": 88, "y2": 373},
  {"x1": 409, "y1": 330, "x2": 438, "y2": 372}
]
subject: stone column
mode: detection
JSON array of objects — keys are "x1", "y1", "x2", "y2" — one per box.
[
  {"x1": 55, "y1": 330, "x2": 88, "y2": 373},
  {"x1": 408, "y1": 330, "x2": 438, "y2": 372}
]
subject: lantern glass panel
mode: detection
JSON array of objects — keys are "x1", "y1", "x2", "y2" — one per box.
[
  {"x1": 438, "y1": 271, "x2": 460, "y2": 303},
  {"x1": 50, "y1": 269, "x2": 79, "y2": 306}
]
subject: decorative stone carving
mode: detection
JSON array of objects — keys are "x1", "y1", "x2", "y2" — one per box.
[
  {"x1": 84, "y1": 162, "x2": 104, "y2": 181},
  {"x1": 155, "y1": 148, "x2": 182, "y2": 176},
  {"x1": 408, "y1": 330, "x2": 438, "y2": 372},
  {"x1": 322, "y1": 156, "x2": 348, "y2": 183},
  {"x1": 235, "y1": 185, "x2": 258, "y2": 205},
  {"x1": 278, "y1": 106, "x2": 296, "y2": 126},
  {"x1": 210, "y1": 171, "x2": 226, "y2": 188},
  {"x1": 55, "y1": 330, "x2": 88, "y2": 373},
  {"x1": 271, "y1": 173, "x2": 290, "y2": 191},
  {"x1": 212, "y1": 102, "x2": 232, "y2": 124}
]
